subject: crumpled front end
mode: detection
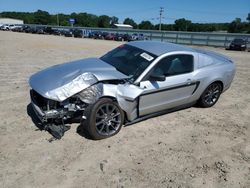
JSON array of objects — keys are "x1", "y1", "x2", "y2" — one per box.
[
  {"x1": 29, "y1": 71, "x2": 101, "y2": 125},
  {"x1": 30, "y1": 80, "x2": 143, "y2": 126},
  {"x1": 29, "y1": 63, "x2": 143, "y2": 139},
  {"x1": 30, "y1": 72, "x2": 99, "y2": 102},
  {"x1": 30, "y1": 89, "x2": 87, "y2": 124},
  {"x1": 29, "y1": 57, "x2": 128, "y2": 102}
]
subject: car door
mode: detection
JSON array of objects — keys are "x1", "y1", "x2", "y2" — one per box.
[{"x1": 138, "y1": 54, "x2": 198, "y2": 116}]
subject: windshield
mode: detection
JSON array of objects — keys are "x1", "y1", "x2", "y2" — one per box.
[
  {"x1": 100, "y1": 44, "x2": 157, "y2": 81},
  {"x1": 233, "y1": 39, "x2": 245, "y2": 44}
]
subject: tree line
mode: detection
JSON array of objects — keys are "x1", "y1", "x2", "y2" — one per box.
[{"x1": 0, "y1": 10, "x2": 249, "y2": 33}]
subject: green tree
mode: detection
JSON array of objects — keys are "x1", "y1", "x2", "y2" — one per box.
[
  {"x1": 110, "y1": 16, "x2": 119, "y2": 26},
  {"x1": 228, "y1": 18, "x2": 242, "y2": 33},
  {"x1": 74, "y1": 13, "x2": 98, "y2": 27},
  {"x1": 97, "y1": 15, "x2": 111, "y2": 28},
  {"x1": 1, "y1": 10, "x2": 249, "y2": 33},
  {"x1": 174, "y1": 18, "x2": 192, "y2": 31},
  {"x1": 247, "y1": 13, "x2": 250, "y2": 23},
  {"x1": 154, "y1": 24, "x2": 174, "y2": 31},
  {"x1": 123, "y1": 18, "x2": 137, "y2": 29},
  {"x1": 34, "y1": 10, "x2": 51, "y2": 25},
  {"x1": 138, "y1": 20, "x2": 154, "y2": 30}
]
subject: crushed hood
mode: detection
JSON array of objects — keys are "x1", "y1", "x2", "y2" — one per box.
[{"x1": 29, "y1": 58, "x2": 128, "y2": 101}]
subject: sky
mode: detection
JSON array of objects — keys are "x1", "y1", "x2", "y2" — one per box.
[{"x1": 0, "y1": 0, "x2": 249, "y2": 24}]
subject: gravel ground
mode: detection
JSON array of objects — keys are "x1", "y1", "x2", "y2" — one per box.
[{"x1": 0, "y1": 31, "x2": 249, "y2": 188}]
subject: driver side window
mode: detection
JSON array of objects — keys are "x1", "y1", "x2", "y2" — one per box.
[{"x1": 151, "y1": 54, "x2": 194, "y2": 77}]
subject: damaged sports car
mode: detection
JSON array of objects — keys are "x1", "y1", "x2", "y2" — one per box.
[{"x1": 29, "y1": 41, "x2": 236, "y2": 139}]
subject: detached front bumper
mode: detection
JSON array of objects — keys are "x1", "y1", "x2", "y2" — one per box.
[
  {"x1": 30, "y1": 90, "x2": 67, "y2": 123},
  {"x1": 31, "y1": 101, "x2": 65, "y2": 123},
  {"x1": 31, "y1": 101, "x2": 46, "y2": 122}
]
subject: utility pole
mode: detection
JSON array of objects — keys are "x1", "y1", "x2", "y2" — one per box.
[
  {"x1": 159, "y1": 7, "x2": 164, "y2": 31},
  {"x1": 57, "y1": 13, "x2": 59, "y2": 26}
]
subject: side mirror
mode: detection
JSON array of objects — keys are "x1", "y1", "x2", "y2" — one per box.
[{"x1": 149, "y1": 74, "x2": 166, "y2": 82}]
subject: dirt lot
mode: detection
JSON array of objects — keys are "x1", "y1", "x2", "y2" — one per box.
[{"x1": 0, "y1": 31, "x2": 249, "y2": 188}]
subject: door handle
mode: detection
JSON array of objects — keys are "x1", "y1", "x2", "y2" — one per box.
[{"x1": 186, "y1": 79, "x2": 192, "y2": 85}]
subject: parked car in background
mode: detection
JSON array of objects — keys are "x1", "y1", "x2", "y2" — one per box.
[
  {"x1": 36, "y1": 26, "x2": 45, "y2": 34},
  {"x1": 105, "y1": 33, "x2": 115, "y2": 40},
  {"x1": 128, "y1": 33, "x2": 148, "y2": 41},
  {"x1": 114, "y1": 33, "x2": 124, "y2": 41},
  {"x1": 29, "y1": 41, "x2": 235, "y2": 139},
  {"x1": 27, "y1": 26, "x2": 37, "y2": 34},
  {"x1": 22, "y1": 25, "x2": 32, "y2": 33},
  {"x1": 63, "y1": 29, "x2": 73, "y2": 37},
  {"x1": 9, "y1": 24, "x2": 20, "y2": 31},
  {"x1": 0, "y1": 24, "x2": 10, "y2": 30},
  {"x1": 89, "y1": 31, "x2": 103, "y2": 39},
  {"x1": 226, "y1": 38, "x2": 248, "y2": 51},
  {"x1": 121, "y1": 34, "x2": 130, "y2": 41},
  {"x1": 44, "y1": 27, "x2": 61, "y2": 35},
  {"x1": 101, "y1": 32, "x2": 109, "y2": 39},
  {"x1": 11, "y1": 25, "x2": 22, "y2": 32},
  {"x1": 43, "y1": 27, "x2": 53, "y2": 34},
  {"x1": 52, "y1": 28, "x2": 61, "y2": 35},
  {"x1": 72, "y1": 29, "x2": 84, "y2": 38}
]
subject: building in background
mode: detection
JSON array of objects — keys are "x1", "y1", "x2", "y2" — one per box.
[
  {"x1": 113, "y1": 24, "x2": 133, "y2": 29},
  {"x1": 0, "y1": 18, "x2": 24, "y2": 25}
]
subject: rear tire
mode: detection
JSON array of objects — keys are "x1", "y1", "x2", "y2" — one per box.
[
  {"x1": 82, "y1": 98, "x2": 124, "y2": 140},
  {"x1": 198, "y1": 82, "x2": 222, "y2": 108}
]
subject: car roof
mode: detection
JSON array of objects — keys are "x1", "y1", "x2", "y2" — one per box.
[
  {"x1": 128, "y1": 41, "x2": 195, "y2": 56},
  {"x1": 233, "y1": 38, "x2": 247, "y2": 42}
]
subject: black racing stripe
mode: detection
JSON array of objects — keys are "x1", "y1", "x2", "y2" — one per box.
[
  {"x1": 140, "y1": 82, "x2": 199, "y2": 96},
  {"x1": 124, "y1": 81, "x2": 200, "y2": 103}
]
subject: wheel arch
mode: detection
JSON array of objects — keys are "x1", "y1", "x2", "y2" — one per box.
[
  {"x1": 199, "y1": 79, "x2": 224, "y2": 97},
  {"x1": 197, "y1": 80, "x2": 224, "y2": 107},
  {"x1": 211, "y1": 80, "x2": 224, "y2": 91},
  {"x1": 98, "y1": 95, "x2": 129, "y2": 123},
  {"x1": 99, "y1": 95, "x2": 117, "y2": 102}
]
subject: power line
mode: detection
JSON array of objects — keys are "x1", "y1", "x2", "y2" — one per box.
[
  {"x1": 167, "y1": 8, "x2": 246, "y2": 16},
  {"x1": 102, "y1": 7, "x2": 158, "y2": 16},
  {"x1": 149, "y1": 14, "x2": 225, "y2": 24}
]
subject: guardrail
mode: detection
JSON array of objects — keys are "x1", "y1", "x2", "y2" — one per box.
[{"x1": 26, "y1": 24, "x2": 250, "y2": 47}]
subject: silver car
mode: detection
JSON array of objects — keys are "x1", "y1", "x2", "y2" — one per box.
[{"x1": 29, "y1": 41, "x2": 236, "y2": 139}]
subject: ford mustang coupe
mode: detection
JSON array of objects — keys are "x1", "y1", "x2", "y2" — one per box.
[{"x1": 29, "y1": 41, "x2": 236, "y2": 139}]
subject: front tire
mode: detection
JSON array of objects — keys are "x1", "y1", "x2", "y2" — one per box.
[
  {"x1": 83, "y1": 98, "x2": 124, "y2": 140},
  {"x1": 198, "y1": 82, "x2": 222, "y2": 108}
]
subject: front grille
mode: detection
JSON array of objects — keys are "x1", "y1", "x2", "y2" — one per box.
[{"x1": 30, "y1": 90, "x2": 61, "y2": 111}]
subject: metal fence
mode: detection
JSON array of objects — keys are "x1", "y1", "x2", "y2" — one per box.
[{"x1": 28, "y1": 24, "x2": 250, "y2": 48}]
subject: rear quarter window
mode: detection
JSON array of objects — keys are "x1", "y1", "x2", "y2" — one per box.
[{"x1": 198, "y1": 54, "x2": 214, "y2": 68}]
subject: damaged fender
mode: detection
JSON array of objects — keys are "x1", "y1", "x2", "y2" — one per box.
[{"x1": 76, "y1": 83, "x2": 144, "y2": 121}]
